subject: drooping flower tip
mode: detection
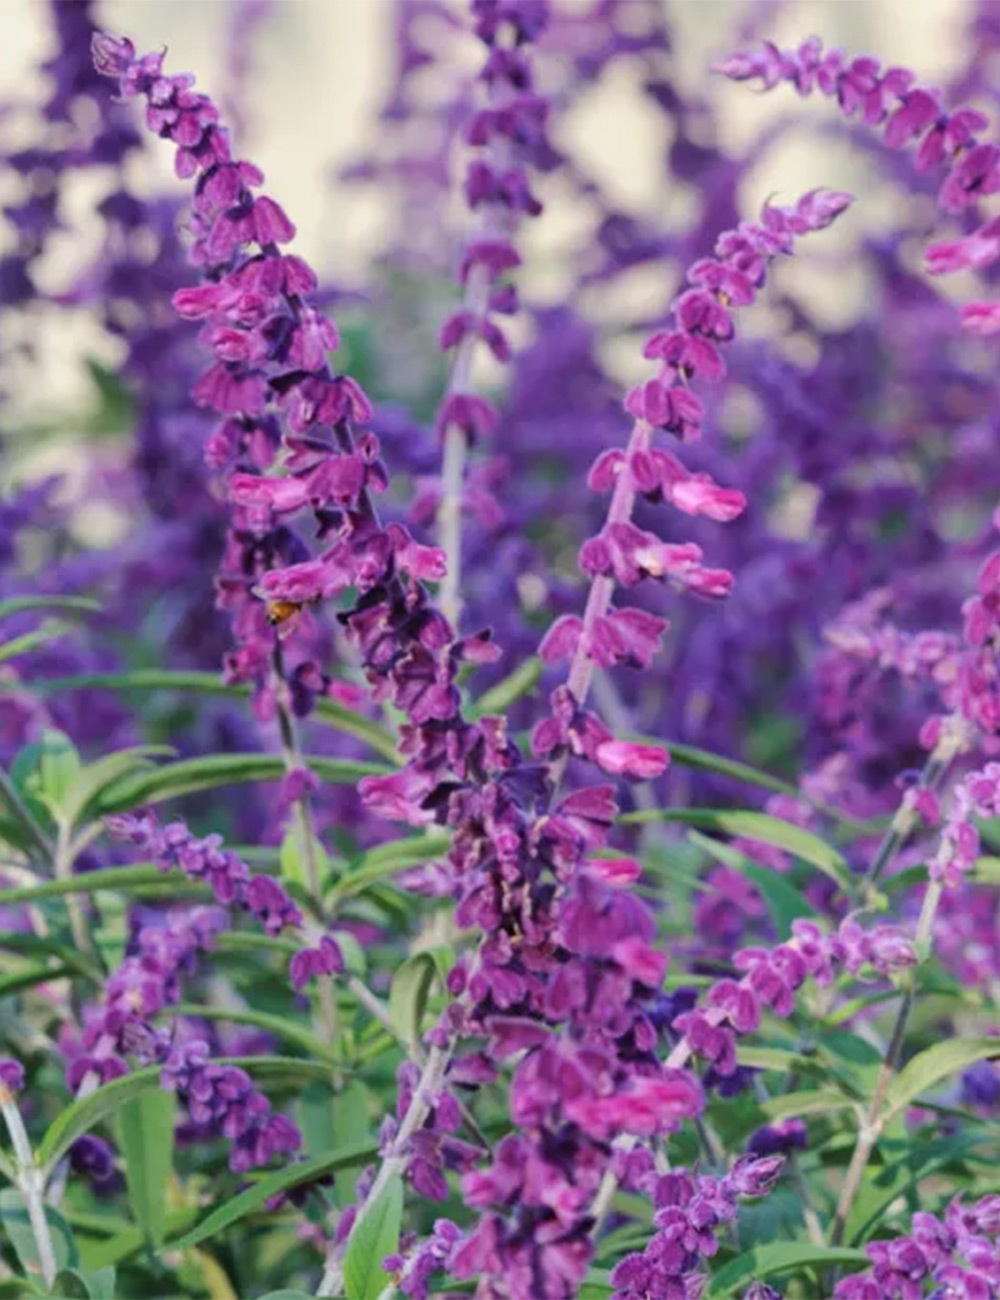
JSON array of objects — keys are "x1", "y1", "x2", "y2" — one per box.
[
  {"x1": 961, "y1": 302, "x2": 1000, "y2": 336},
  {"x1": 795, "y1": 187, "x2": 854, "y2": 228},
  {"x1": 0, "y1": 1057, "x2": 25, "y2": 1096},
  {"x1": 91, "y1": 31, "x2": 134, "y2": 78},
  {"x1": 710, "y1": 51, "x2": 759, "y2": 80},
  {"x1": 594, "y1": 739, "x2": 670, "y2": 781},
  {"x1": 587, "y1": 855, "x2": 642, "y2": 887}
]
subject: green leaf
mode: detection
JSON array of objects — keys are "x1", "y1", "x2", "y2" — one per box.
[
  {"x1": 84, "y1": 357, "x2": 133, "y2": 434},
  {"x1": 61, "y1": 747, "x2": 171, "y2": 826},
  {"x1": 33, "y1": 729, "x2": 81, "y2": 815},
  {"x1": 662, "y1": 741, "x2": 799, "y2": 798},
  {"x1": 169, "y1": 1141, "x2": 378, "y2": 1249},
  {"x1": 18, "y1": 670, "x2": 399, "y2": 763},
  {"x1": 255, "y1": 1293, "x2": 314, "y2": 1299},
  {"x1": 759, "y1": 1087, "x2": 855, "y2": 1121},
  {"x1": 168, "y1": 1003, "x2": 336, "y2": 1065},
  {"x1": 0, "y1": 862, "x2": 166, "y2": 907},
  {"x1": 0, "y1": 963, "x2": 72, "y2": 998},
  {"x1": 469, "y1": 657, "x2": 542, "y2": 718},
  {"x1": 116, "y1": 1088, "x2": 175, "y2": 1247},
  {"x1": 329, "y1": 832, "x2": 451, "y2": 904},
  {"x1": 93, "y1": 752, "x2": 389, "y2": 815},
  {"x1": 51, "y1": 1267, "x2": 116, "y2": 1299},
  {"x1": 704, "y1": 1242, "x2": 868, "y2": 1297},
  {"x1": 343, "y1": 1172, "x2": 404, "y2": 1300},
  {"x1": 579, "y1": 1270, "x2": 615, "y2": 1299},
  {"x1": 844, "y1": 1130, "x2": 986, "y2": 1244},
  {"x1": 883, "y1": 1036, "x2": 1000, "y2": 1120},
  {"x1": 329, "y1": 1082, "x2": 371, "y2": 1207},
  {"x1": 0, "y1": 1188, "x2": 77, "y2": 1279},
  {"x1": 92, "y1": 890, "x2": 128, "y2": 972},
  {"x1": 688, "y1": 830, "x2": 816, "y2": 937},
  {"x1": 279, "y1": 827, "x2": 331, "y2": 892},
  {"x1": 388, "y1": 953, "x2": 437, "y2": 1052},
  {"x1": 0, "y1": 596, "x2": 101, "y2": 623},
  {"x1": 77, "y1": 1211, "x2": 199, "y2": 1272},
  {"x1": 0, "y1": 625, "x2": 76, "y2": 667},
  {"x1": 620, "y1": 807, "x2": 851, "y2": 892}
]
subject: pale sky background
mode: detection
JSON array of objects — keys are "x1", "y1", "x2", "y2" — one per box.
[
  {"x1": 0, "y1": 0, "x2": 974, "y2": 279},
  {"x1": 0, "y1": 0, "x2": 986, "y2": 466}
]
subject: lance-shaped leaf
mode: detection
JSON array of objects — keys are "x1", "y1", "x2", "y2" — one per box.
[{"x1": 169, "y1": 1141, "x2": 378, "y2": 1249}]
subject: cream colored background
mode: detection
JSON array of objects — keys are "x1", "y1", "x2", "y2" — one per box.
[
  {"x1": 0, "y1": 0, "x2": 974, "y2": 283},
  {"x1": 0, "y1": 0, "x2": 985, "y2": 472}
]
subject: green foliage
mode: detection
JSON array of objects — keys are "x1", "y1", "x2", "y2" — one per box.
[{"x1": 343, "y1": 1173, "x2": 404, "y2": 1300}]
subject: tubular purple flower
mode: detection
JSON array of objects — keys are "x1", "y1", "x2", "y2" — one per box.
[
  {"x1": 535, "y1": 191, "x2": 853, "y2": 783},
  {"x1": 434, "y1": 0, "x2": 551, "y2": 626}
]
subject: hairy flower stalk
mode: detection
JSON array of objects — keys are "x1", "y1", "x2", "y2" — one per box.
[
  {"x1": 435, "y1": 0, "x2": 550, "y2": 627},
  {"x1": 0, "y1": 1061, "x2": 56, "y2": 1289}
]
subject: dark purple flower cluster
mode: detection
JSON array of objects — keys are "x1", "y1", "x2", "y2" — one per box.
[
  {"x1": 65, "y1": 904, "x2": 227, "y2": 1089},
  {"x1": 835, "y1": 1195, "x2": 1000, "y2": 1298},
  {"x1": 106, "y1": 812, "x2": 302, "y2": 933},
  {"x1": 610, "y1": 1153, "x2": 785, "y2": 1300},
  {"x1": 162, "y1": 1038, "x2": 301, "y2": 1173},
  {"x1": 671, "y1": 916, "x2": 916, "y2": 1077}
]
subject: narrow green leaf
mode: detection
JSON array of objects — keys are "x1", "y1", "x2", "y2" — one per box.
[
  {"x1": 0, "y1": 625, "x2": 74, "y2": 666},
  {"x1": 704, "y1": 1243, "x2": 868, "y2": 1297},
  {"x1": 844, "y1": 1131, "x2": 985, "y2": 1244},
  {"x1": 0, "y1": 934, "x2": 100, "y2": 983},
  {"x1": 279, "y1": 826, "x2": 331, "y2": 892},
  {"x1": 62, "y1": 747, "x2": 172, "y2": 826},
  {"x1": 688, "y1": 830, "x2": 816, "y2": 937},
  {"x1": 169, "y1": 1141, "x2": 378, "y2": 1249},
  {"x1": 329, "y1": 832, "x2": 451, "y2": 904},
  {"x1": 78, "y1": 1211, "x2": 199, "y2": 1272},
  {"x1": 93, "y1": 752, "x2": 389, "y2": 815},
  {"x1": 0, "y1": 963, "x2": 71, "y2": 997},
  {"x1": 759, "y1": 1087, "x2": 854, "y2": 1121},
  {"x1": 388, "y1": 953, "x2": 437, "y2": 1052},
  {"x1": 579, "y1": 1269, "x2": 615, "y2": 1298},
  {"x1": 343, "y1": 1173, "x2": 404, "y2": 1300},
  {"x1": 662, "y1": 741, "x2": 799, "y2": 797},
  {"x1": 0, "y1": 1188, "x2": 77, "y2": 1278},
  {"x1": 973, "y1": 855, "x2": 1000, "y2": 886},
  {"x1": 883, "y1": 1036, "x2": 1000, "y2": 1120},
  {"x1": 116, "y1": 1088, "x2": 175, "y2": 1247},
  {"x1": 469, "y1": 657, "x2": 542, "y2": 718},
  {"x1": 736, "y1": 1047, "x2": 813, "y2": 1073},
  {"x1": 621, "y1": 807, "x2": 851, "y2": 891},
  {"x1": 51, "y1": 1266, "x2": 116, "y2": 1299},
  {"x1": 0, "y1": 862, "x2": 166, "y2": 907},
  {"x1": 0, "y1": 596, "x2": 101, "y2": 623},
  {"x1": 329, "y1": 1082, "x2": 371, "y2": 1207},
  {"x1": 168, "y1": 1003, "x2": 336, "y2": 1065},
  {"x1": 34, "y1": 729, "x2": 81, "y2": 814},
  {"x1": 18, "y1": 670, "x2": 400, "y2": 763}
]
